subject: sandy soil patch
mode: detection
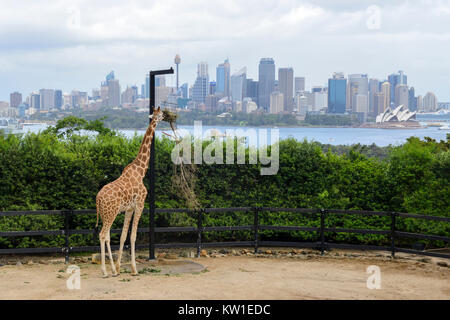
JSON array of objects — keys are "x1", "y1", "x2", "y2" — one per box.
[{"x1": 0, "y1": 249, "x2": 448, "y2": 300}]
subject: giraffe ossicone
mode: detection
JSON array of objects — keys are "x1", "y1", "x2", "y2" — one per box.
[{"x1": 95, "y1": 106, "x2": 164, "y2": 278}]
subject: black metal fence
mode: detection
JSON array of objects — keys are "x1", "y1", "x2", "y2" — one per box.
[{"x1": 0, "y1": 207, "x2": 449, "y2": 263}]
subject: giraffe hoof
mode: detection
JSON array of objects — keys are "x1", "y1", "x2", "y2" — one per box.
[
  {"x1": 131, "y1": 272, "x2": 139, "y2": 276},
  {"x1": 102, "y1": 274, "x2": 109, "y2": 279},
  {"x1": 112, "y1": 273, "x2": 119, "y2": 277}
]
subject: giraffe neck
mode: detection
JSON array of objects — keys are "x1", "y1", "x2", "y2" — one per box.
[{"x1": 131, "y1": 119, "x2": 158, "y2": 179}]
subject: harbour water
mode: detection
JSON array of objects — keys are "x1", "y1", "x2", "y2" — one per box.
[{"x1": 6, "y1": 122, "x2": 448, "y2": 147}]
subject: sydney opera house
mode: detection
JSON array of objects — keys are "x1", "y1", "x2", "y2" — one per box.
[{"x1": 376, "y1": 105, "x2": 417, "y2": 123}]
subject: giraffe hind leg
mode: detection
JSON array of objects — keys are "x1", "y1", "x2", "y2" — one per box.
[
  {"x1": 106, "y1": 231, "x2": 118, "y2": 277},
  {"x1": 116, "y1": 208, "x2": 133, "y2": 273},
  {"x1": 99, "y1": 226, "x2": 109, "y2": 278}
]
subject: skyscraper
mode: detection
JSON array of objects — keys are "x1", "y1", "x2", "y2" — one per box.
[
  {"x1": 269, "y1": 91, "x2": 283, "y2": 114},
  {"x1": 294, "y1": 77, "x2": 305, "y2": 93},
  {"x1": 30, "y1": 93, "x2": 40, "y2": 110},
  {"x1": 348, "y1": 74, "x2": 369, "y2": 114},
  {"x1": 328, "y1": 72, "x2": 347, "y2": 114},
  {"x1": 245, "y1": 79, "x2": 258, "y2": 103},
  {"x1": 368, "y1": 78, "x2": 380, "y2": 116},
  {"x1": 192, "y1": 62, "x2": 209, "y2": 105},
  {"x1": 278, "y1": 68, "x2": 294, "y2": 112},
  {"x1": 231, "y1": 67, "x2": 246, "y2": 102},
  {"x1": 395, "y1": 84, "x2": 409, "y2": 108},
  {"x1": 381, "y1": 82, "x2": 390, "y2": 113},
  {"x1": 209, "y1": 81, "x2": 216, "y2": 95},
  {"x1": 108, "y1": 79, "x2": 121, "y2": 107},
  {"x1": 39, "y1": 89, "x2": 55, "y2": 111},
  {"x1": 388, "y1": 70, "x2": 407, "y2": 105},
  {"x1": 145, "y1": 75, "x2": 150, "y2": 99},
  {"x1": 180, "y1": 83, "x2": 188, "y2": 99},
  {"x1": 216, "y1": 59, "x2": 230, "y2": 97},
  {"x1": 423, "y1": 92, "x2": 438, "y2": 112},
  {"x1": 408, "y1": 87, "x2": 417, "y2": 111},
  {"x1": 258, "y1": 58, "x2": 275, "y2": 111},
  {"x1": 54, "y1": 90, "x2": 63, "y2": 109},
  {"x1": 374, "y1": 92, "x2": 385, "y2": 116},
  {"x1": 10, "y1": 92, "x2": 22, "y2": 108}
]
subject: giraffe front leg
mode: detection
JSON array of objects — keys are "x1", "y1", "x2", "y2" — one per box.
[
  {"x1": 106, "y1": 232, "x2": 118, "y2": 277},
  {"x1": 116, "y1": 209, "x2": 133, "y2": 273},
  {"x1": 130, "y1": 209, "x2": 143, "y2": 276}
]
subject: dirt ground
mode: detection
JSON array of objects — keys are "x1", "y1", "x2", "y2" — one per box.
[{"x1": 0, "y1": 248, "x2": 449, "y2": 300}]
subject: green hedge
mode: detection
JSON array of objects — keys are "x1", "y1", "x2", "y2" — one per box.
[{"x1": 0, "y1": 120, "x2": 448, "y2": 249}]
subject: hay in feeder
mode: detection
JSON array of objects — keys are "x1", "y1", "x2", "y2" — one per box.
[{"x1": 162, "y1": 109, "x2": 200, "y2": 210}]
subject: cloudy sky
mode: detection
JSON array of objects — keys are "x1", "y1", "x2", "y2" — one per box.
[{"x1": 1, "y1": 0, "x2": 450, "y2": 101}]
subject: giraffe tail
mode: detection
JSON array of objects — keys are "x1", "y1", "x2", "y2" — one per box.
[{"x1": 95, "y1": 198, "x2": 100, "y2": 234}]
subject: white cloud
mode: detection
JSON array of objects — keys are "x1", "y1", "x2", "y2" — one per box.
[{"x1": 0, "y1": 0, "x2": 450, "y2": 100}]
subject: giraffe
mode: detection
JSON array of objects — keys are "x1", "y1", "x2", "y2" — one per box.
[{"x1": 95, "y1": 106, "x2": 164, "y2": 278}]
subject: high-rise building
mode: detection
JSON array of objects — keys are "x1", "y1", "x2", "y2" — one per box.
[
  {"x1": 54, "y1": 90, "x2": 62, "y2": 109},
  {"x1": 180, "y1": 83, "x2": 188, "y2": 99},
  {"x1": 368, "y1": 78, "x2": 379, "y2": 116},
  {"x1": 245, "y1": 79, "x2": 258, "y2": 102},
  {"x1": 294, "y1": 93, "x2": 309, "y2": 115},
  {"x1": 209, "y1": 81, "x2": 216, "y2": 95},
  {"x1": 108, "y1": 79, "x2": 121, "y2": 107},
  {"x1": 374, "y1": 92, "x2": 385, "y2": 116},
  {"x1": 408, "y1": 87, "x2": 417, "y2": 111},
  {"x1": 30, "y1": 93, "x2": 40, "y2": 110},
  {"x1": 10, "y1": 92, "x2": 22, "y2": 108},
  {"x1": 105, "y1": 71, "x2": 115, "y2": 84},
  {"x1": 101, "y1": 85, "x2": 109, "y2": 106},
  {"x1": 192, "y1": 62, "x2": 209, "y2": 105},
  {"x1": 380, "y1": 82, "x2": 390, "y2": 113},
  {"x1": 416, "y1": 95, "x2": 423, "y2": 112},
  {"x1": 423, "y1": 92, "x2": 438, "y2": 112},
  {"x1": 348, "y1": 74, "x2": 368, "y2": 113},
  {"x1": 131, "y1": 85, "x2": 138, "y2": 103},
  {"x1": 121, "y1": 86, "x2": 135, "y2": 104},
  {"x1": 269, "y1": 91, "x2": 283, "y2": 114},
  {"x1": 205, "y1": 94, "x2": 220, "y2": 112},
  {"x1": 355, "y1": 94, "x2": 368, "y2": 114},
  {"x1": 388, "y1": 70, "x2": 407, "y2": 105},
  {"x1": 155, "y1": 75, "x2": 165, "y2": 87},
  {"x1": 278, "y1": 68, "x2": 294, "y2": 112},
  {"x1": 328, "y1": 72, "x2": 346, "y2": 114},
  {"x1": 258, "y1": 58, "x2": 275, "y2": 111},
  {"x1": 216, "y1": 59, "x2": 230, "y2": 97},
  {"x1": 39, "y1": 89, "x2": 55, "y2": 111},
  {"x1": 394, "y1": 84, "x2": 409, "y2": 108},
  {"x1": 145, "y1": 75, "x2": 150, "y2": 99},
  {"x1": 231, "y1": 67, "x2": 246, "y2": 102},
  {"x1": 294, "y1": 77, "x2": 305, "y2": 93}
]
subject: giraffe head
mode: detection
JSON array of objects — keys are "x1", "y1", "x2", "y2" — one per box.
[{"x1": 149, "y1": 106, "x2": 164, "y2": 124}]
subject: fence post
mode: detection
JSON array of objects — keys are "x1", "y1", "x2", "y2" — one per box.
[
  {"x1": 149, "y1": 208, "x2": 155, "y2": 260},
  {"x1": 62, "y1": 210, "x2": 71, "y2": 264},
  {"x1": 320, "y1": 208, "x2": 326, "y2": 256},
  {"x1": 253, "y1": 207, "x2": 259, "y2": 254},
  {"x1": 197, "y1": 209, "x2": 203, "y2": 258},
  {"x1": 390, "y1": 212, "x2": 397, "y2": 258}
]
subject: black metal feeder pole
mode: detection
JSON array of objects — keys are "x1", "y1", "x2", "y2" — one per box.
[{"x1": 148, "y1": 67, "x2": 174, "y2": 260}]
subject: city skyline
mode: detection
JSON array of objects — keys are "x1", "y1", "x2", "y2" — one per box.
[{"x1": 1, "y1": 1, "x2": 450, "y2": 101}]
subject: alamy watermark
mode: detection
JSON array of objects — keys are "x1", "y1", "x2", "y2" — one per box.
[
  {"x1": 366, "y1": 265, "x2": 381, "y2": 289},
  {"x1": 66, "y1": 265, "x2": 81, "y2": 290},
  {"x1": 169, "y1": 121, "x2": 279, "y2": 175},
  {"x1": 366, "y1": 5, "x2": 381, "y2": 30}
]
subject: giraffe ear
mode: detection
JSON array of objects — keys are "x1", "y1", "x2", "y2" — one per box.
[
  {"x1": 149, "y1": 114, "x2": 153, "y2": 119},
  {"x1": 157, "y1": 106, "x2": 161, "y2": 111}
]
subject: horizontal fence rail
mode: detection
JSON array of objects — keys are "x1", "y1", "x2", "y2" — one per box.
[{"x1": 0, "y1": 208, "x2": 449, "y2": 262}]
